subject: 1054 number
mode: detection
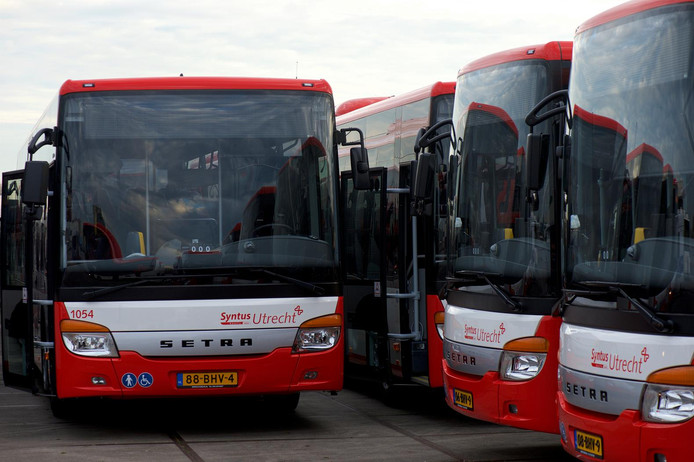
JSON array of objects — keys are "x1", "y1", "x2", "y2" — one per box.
[{"x1": 70, "y1": 309, "x2": 94, "y2": 319}]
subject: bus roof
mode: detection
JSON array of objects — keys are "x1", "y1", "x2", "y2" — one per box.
[
  {"x1": 59, "y1": 77, "x2": 333, "y2": 95},
  {"x1": 576, "y1": 0, "x2": 691, "y2": 34},
  {"x1": 335, "y1": 97, "x2": 392, "y2": 117},
  {"x1": 335, "y1": 81, "x2": 455, "y2": 124},
  {"x1": 458, "y1": 41, "x2": 572, "y2": 76}
]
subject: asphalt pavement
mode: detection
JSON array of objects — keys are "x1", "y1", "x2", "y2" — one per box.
[{"x1": 0, "y1": 379, "x2": 574, "y2": 461}]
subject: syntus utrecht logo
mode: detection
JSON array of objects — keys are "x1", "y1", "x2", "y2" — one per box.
[{"x1": 590, "y1": 346, "x2": 649, "y2": 374}]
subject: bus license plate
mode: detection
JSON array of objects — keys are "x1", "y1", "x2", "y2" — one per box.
[
  {"x1": 454, "y1": 388, "x2": 473, "y2": 410},
  {"x1": 575, "y1": 429, "x2": 603, "y2": 459},
  {"x1": 177, "y1": 371, "x2": 238, "y2": 388}
]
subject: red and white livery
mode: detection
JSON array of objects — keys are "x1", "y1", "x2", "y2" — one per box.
[
  {"x1": 1, "y1": 77, "x2": 345, "y2": 415},
  {"x1": 558, "y1": 1, "x2": 694, "y2": 460}
]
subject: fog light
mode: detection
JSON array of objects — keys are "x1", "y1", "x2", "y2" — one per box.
[
  {"x1": 508, "y1": 404, "x2": 518, "y2": 414},
  {"x1": 304, "y1": 371, "x2": 318, "y2": 380},
  {"x1": 91, "y1": 376, "x2": 106, "y2": 385}
]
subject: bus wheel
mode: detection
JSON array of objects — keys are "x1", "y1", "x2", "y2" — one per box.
[
  {"x1": 264, "y1": 393, "x2": 300, "y2": 413},
  {"x1": 49, "y1": 397, "x2": 76, "y2": 419},
  {"x1": 378, "y1": 376, "x2": 398, "y2": 405}
]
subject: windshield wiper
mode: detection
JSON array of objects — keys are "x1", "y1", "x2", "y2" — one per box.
[
  {"x1": 82, "y1": 272, "x2": 202, "y2": 299},
  {"x1": 453, "y1": 270, "x2": 523, "y2": 312},
  {"x1": 261, "y1": 269, "x2": 325, "y2": 296},
  {"x1": 82, "y1": 278, "x2": 162, "y2": 299},
  {"x1": 576, "y1": 281, "x2": 674, "y2": 333},
  {"x1": 83, "y1": 268, "x2": 326, "y2": 299},
  {"x1": 67, "y1": 256, "x2": 158, "y2": 277}
]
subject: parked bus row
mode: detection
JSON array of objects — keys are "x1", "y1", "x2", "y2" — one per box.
[
  {"x1": 336, "y1": 1, "x2": 694, "y2": 461},
  {"x1": 440, "y1": 1, "x2": 693, "y2": 461},
  {"x1": 2, "y1": 0, "x2": 693, "y2": 461}
]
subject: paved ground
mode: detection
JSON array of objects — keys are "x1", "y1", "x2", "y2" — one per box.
[{"x1": 0, "y1": 380, "x2": 574, "y2": 461}]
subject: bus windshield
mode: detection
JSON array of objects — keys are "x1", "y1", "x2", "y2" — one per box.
[
  {"x1": 567, "y1": 4, "x2": 694, "y2": 305},
  {"x1": 450, "y1": 61, "x2": 554, "y2": 294},
  {"x1": 60, "y1": 90, "x2": 338, "y2": 285}
]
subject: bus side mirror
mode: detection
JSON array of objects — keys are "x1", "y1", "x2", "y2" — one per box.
[
  {"x1": 525, "y1": 133, "x2": 549, "y2": 191},
  {"x1": 350, "y1": 147, "x2": 371, "y2": 190},
  {"x1": 447, "y1": 155, "x2": 459, "y2": 201},
  {"x1": 412, "y1": 153, "x2": 436, "y2": 216},
  {"x1": 22, "y1": 161, "x2": 49, "y2": 206},
  {"x1": 413, "y1": 152, "x2": 436, "y2": 199}
]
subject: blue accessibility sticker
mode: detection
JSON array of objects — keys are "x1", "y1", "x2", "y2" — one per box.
[
  {"x1": 121, "y1": 372, "x2": 137, "y2": 389},
  {"x1": 138, "y1": 372, "x2": 153, "y2": 388}
]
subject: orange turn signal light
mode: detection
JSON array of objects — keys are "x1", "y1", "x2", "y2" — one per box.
[
  {"x1": 503, "y1": 337, "x2": 549, "y2": 353},
  {"x1": 299, "y1": 314, "x2": 342, "y2": 328},
  {"x1": 60, "y1": 319, "x2": 110, "y2": 333},
  {"x1": 647, "y1": 366, "x2": 694, "y2": 387}
]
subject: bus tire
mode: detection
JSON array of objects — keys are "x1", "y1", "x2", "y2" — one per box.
[
  {"x1": 378, "y1": 375, "x2": 399, "y2": 406},
  {"x1": 49, "y1": 397, "x2": 75, "y2": 419},
  {"x1": 264, "y1": 393, "x2": 300, "y2": 413}
]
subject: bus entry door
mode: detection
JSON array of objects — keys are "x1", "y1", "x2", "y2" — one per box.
[
  {"x1": 0, "y1": 170, "x2": 33, "y2": 391},
  {"x1": 341, "y1": 168, "x2": 388, "y2": 375}
]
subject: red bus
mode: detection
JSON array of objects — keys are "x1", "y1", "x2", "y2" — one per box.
[
  {"x1": 336, "y1": 82, "x2": 455, "y2": 393},
  {"x1": 1, "y1": 77, "x2": 345, "y2": 416},
  {"x1": 559, "y1": 1, "x2": 694, "y2": 460},
  {"x1": 442, "y1": 41, "x2": 572, "y2": 434}
]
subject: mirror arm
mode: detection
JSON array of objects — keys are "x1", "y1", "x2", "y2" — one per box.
[
  {"x1": 525, "y1": 90, "x2": 569, "y2": 127},
  {"x1": 339, "y1": 128, "x2": 365, "y2": 148},
  {"x1": 28, "y1": 127, "x2": 58, "y2": 157},
  {"x1": 415, "y1": 118, "x2": 453, "y2": 152}
]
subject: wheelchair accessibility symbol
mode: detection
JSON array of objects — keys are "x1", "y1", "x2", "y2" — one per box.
[
  {"x1": 121, "y1": 372, "x2": 153, "y2": 389},
  {"x1": 138, "y1": 372, "x2": 153, "y2": 388}
]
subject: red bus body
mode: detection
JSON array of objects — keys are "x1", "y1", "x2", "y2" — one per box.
[
  {"x1": 558, "y1": 2, "x2": 694, "y2": 460},
  {"x1": 442, "y1": 42, "x2": 571, "y2": 434},
  {"x1": 1, "y1": 77, "x2": 345, "y2": 412}
]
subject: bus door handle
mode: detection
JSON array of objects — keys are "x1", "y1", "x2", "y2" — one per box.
[{"x1": 387, "y1": 292, "x2": 419, "y2": 300}]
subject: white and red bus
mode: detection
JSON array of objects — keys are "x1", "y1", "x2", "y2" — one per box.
[
  {"x1": 336, "y1": 82, "x2": 455, "y2": 393},
  {"x1": 442, "y1": 42, "x2": 572, "y2": 434},
  {"x1": 558, "y1": 1, "x2": 694, "y2": 460},
  {"x1": 1, "y1": 77, "x2": 345, "y2": 416}
]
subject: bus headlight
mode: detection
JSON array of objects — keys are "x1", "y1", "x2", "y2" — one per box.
[
  {"x1": 500, "y1": 353, "x2": 547, "y2": 380},
  {"x1": 643, "y1": 385, "x2": 694, "y2": 423},
  {"x1": 643, "y1": 366, "x2": 694, "y2": 423},
  {"x1": 61, "y1": 319, "x2": 119, "y2": 358},
  {"x1": 292, "y1": 314, "x2": 341, "y2": 353},
  {"x1": 499, "y1": 337, "x2": 548, "y2": 381}
]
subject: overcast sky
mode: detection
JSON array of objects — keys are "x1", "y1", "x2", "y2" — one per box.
[{"x1": 0, "y1": 0, "x2": 626, "y2": 174}]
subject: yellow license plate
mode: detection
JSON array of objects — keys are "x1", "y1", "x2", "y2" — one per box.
[
  {"x1": 575, "y1": 429, "x2": 603, "y2": 459},
  {"x1": 454, "y1": 388, "x2": 473, "y2": 410},
  {"x1": 177, "y1": 371, "x2": 238, "y2": 388}
]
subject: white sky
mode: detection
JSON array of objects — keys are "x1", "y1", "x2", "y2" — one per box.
[{"x1": 0, "y1": 0, "x2": 626, "y2": 174}]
